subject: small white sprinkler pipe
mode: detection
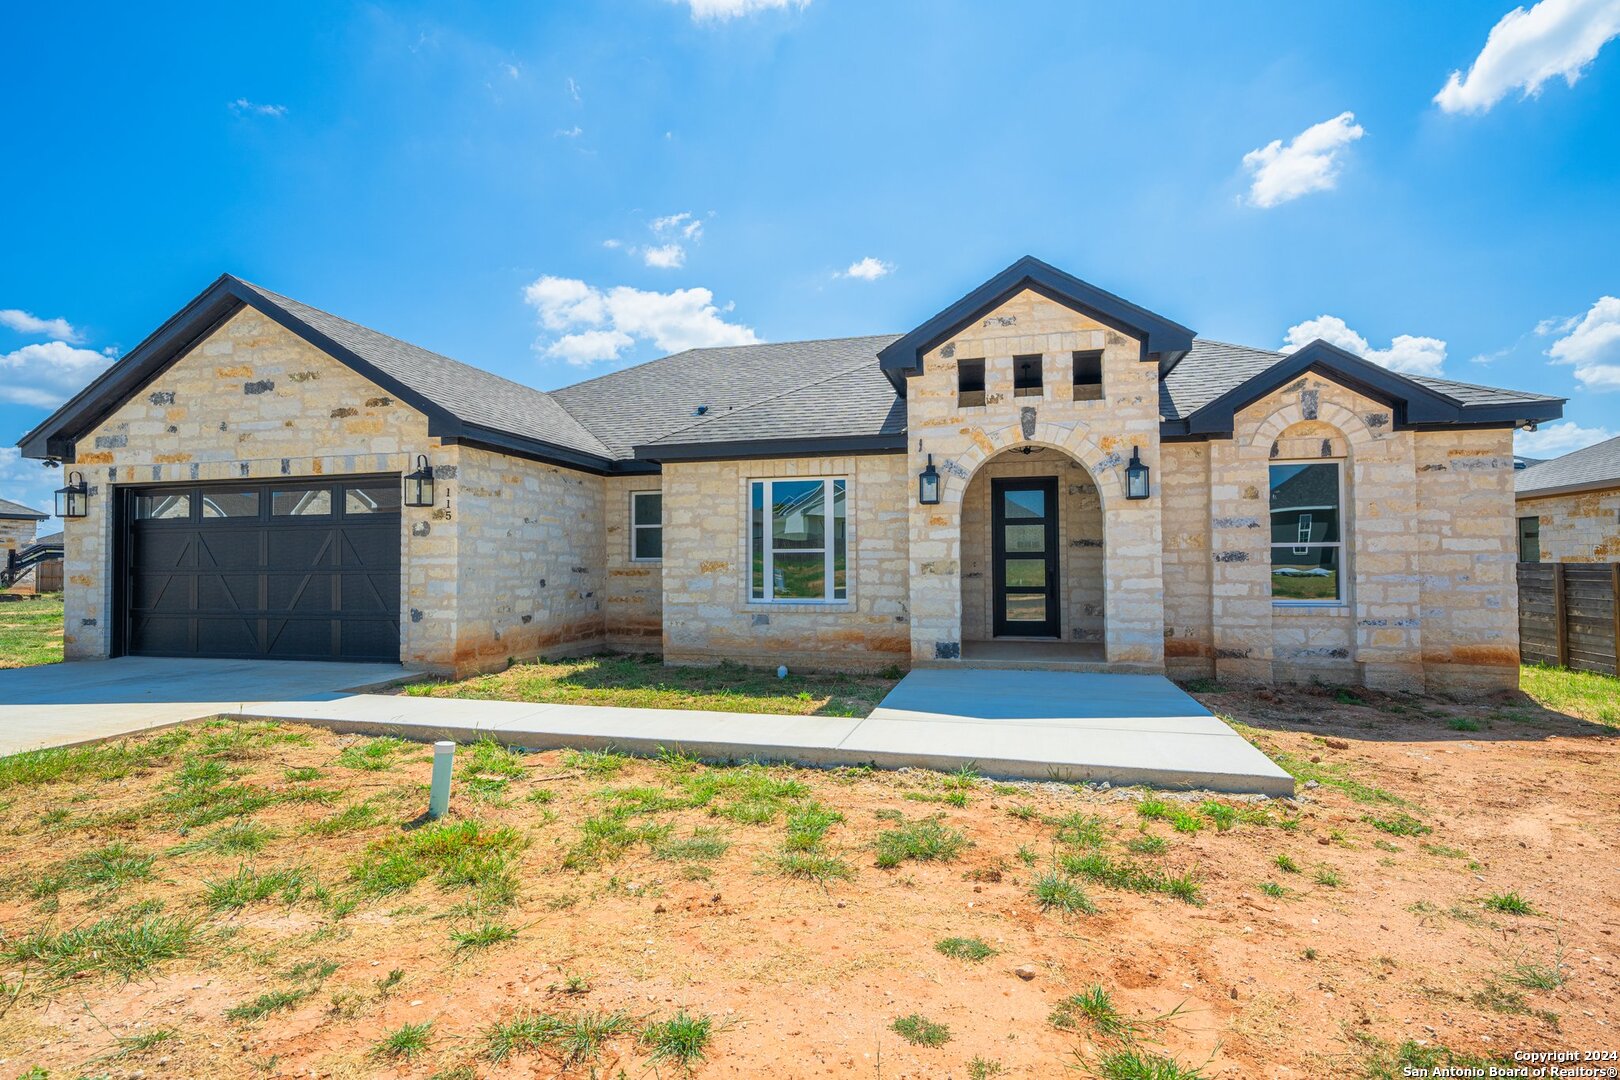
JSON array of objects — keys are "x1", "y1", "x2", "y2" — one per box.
[{"x1": 428, "y1": 740, "x2": 454, "y2": 819}]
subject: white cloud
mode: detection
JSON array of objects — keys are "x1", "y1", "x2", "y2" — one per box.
[
  {"x1": 0, "y1": 309, "x2": 84, "y2": 343},
  {"x1": 0, "y1": 339, "x2": 118, "y2": 408},
  {"x1": 1516, "y1": 419, "x2": 1615, "y2": 456},
  {"x1": 229, "y1": 98, "x2": 287, "y2": 117},
  {"x1": 555, "y1": 125, "x2": 583, "y2": 138},
  {"x1": 1241, "y1": 112, "x2": 1365, "y2": 209},
  {"x1": 680, "y1": 0, "x2": 809, "y2": 21},
  {"x1": 1282, "y1": 314, "x2": 1447, "y2": 377},
  {"x1": 1536, "y1": 313, "x2": 1579, "y2": 336},
  {"x1": 652, "y1": 212, "x2": 704, "y2": 242},
  {"x1": 1435, "y1": 0, "x2": 1620, "y2": 113},
  {"x1": 1547, "y1": 295, "x2": 1620, "y2": 389},
  {"x1": 566, "y1": 77, "x2": 582, "y2": 102},
  {"x1": 524, "y1": 276, "x2": 759, "y2": 366},
  {"x1": 840, "y1": 257, "x2": 894, "y2": 281},
  {"x1": 642, "y1": 243, "x2": 686, "y2": 269}
]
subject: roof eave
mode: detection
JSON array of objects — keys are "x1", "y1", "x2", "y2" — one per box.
[
  {"x1": 632, "y1": 432, "x2": 906, "y2": 463},
  {"x1": 1516, "y1": 477, "x2": 1620, "y2": 500}
]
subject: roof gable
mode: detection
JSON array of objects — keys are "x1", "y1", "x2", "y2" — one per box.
[
  {"x1": 19, "y1": 276, "x2": 614, "y2": 471},
  {"x1": 1164, "y1": 338, "x2": 1563, "y2": 438},
  {"x1": 0, "y1": 497, "x2": 48, "y2": 520},
  {"x1": 876, "y1": 256, "x2": 1196, "y2": 392}
]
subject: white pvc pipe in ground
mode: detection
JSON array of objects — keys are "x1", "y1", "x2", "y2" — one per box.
[{"x1": 428, "y1": 740, "x2": 454, "y2": 819}]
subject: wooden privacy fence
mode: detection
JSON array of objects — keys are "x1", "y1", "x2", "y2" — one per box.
[{"x1": 1517, "y1": 562, "x2": 1620, "y2": 676}]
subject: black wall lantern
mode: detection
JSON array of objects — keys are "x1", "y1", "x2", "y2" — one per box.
[
  {"x1": 918, "y1": 454, "x2": 941, "y2": 505},
  {"x1": 55, "y1": 471, "x2": 89, "y2": 518},
  {"x1": 403, "y1": 455, "x2": 436, "y2": 508},
  {"x1": 1125, "y1": 447, "x2": 1150, "y2": 501}
]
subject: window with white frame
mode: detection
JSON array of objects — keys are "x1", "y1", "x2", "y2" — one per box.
[
  {"x1": 630, "y1": 491, "x2": 662, "y2": 561},
  {"x1": 1269, "y1": 462, "x2": 1343, "y2": 603},
  {"x1": 750, "y1": 478, "x2": 847, "y2": 602}
]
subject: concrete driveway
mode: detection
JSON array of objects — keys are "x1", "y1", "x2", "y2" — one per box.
[{"x1": 0, "y1": 657, "x2": 413, "y2": 756}]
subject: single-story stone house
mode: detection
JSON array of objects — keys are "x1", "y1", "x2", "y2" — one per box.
[
  {"x1": 20, "y1": 257, "x2": 1564, "y2": 690},
  {"x1": 0, "y1": 498, "x2": 47, "y2": 560},
  {"x1": 1515, "y1": 434, "x2": 1620, "y2": 562}
]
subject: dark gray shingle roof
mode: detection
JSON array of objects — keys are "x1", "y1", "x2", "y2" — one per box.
[
  {"x1": 238, "y1": 280, "x2": 613, "y2": 462},
  {"x1": 643, "y1": 357, "x2": 906, "y2": 449},
  {"x1": 552, "y1": 335, "x2": 900, "y2": 458},
  {"x1": 0, "y1": 498, "x2": 48, "y2": 520},
  {"x1": 1517, "y1": 434, "x2": 1620, "y2": 496},
  {"x1": 1405, "y1": 373, "x2": 1560, "y2": 408}
]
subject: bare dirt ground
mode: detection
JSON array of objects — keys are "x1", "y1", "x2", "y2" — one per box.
[{"x1": 0, "y1": 680, "x2": 1616, "y2": 1079}]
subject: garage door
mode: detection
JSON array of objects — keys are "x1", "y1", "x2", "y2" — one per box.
[{"x1": 119, "y1": 477, "x2": 401, "y2": 662}]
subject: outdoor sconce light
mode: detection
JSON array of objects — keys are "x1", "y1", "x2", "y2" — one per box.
[
  {"x1": 403, "y1": 455, "x2": 436, "y2": 508},
  {"x1": 918, "y1": 454, "x2": 941, "y2": 505},
  {"x1": 55, "y1": 471, "x2": 89, "y2": 518},
  {"x1": 1125, "y1": 447, "x2": 1150, "y2": 501}
]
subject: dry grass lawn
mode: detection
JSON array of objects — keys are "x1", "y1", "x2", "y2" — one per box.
[
  {"x1": 0, "y1": 594, "x2": 64, "y2": 669},
  {"x1": 0, "y1": 674, "x2": 1616, "y2": 1078}
]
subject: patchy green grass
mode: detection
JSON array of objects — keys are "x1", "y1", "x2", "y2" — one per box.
[
  {"x1": 1083, "y1": 1047, "x2": 1208, "y2": 1080},
  {"x1": 1267, "y1": 749, "x2": 1404, "y2": 806},
  {"x1": 1258, "y1": 880, "x2": 1287, "y2": 898},
  {"x1": 171, "y1": 821, "x2": 277, "y2": 856},
  {"x1": 890, "y1": 1013, "x2": 951, "y2": 1047},
  {"x1": 1364, "y1": 812, "x2": 1431, "y2": 837},
  {"x1": 451, "y1": 920, "x2": 518, "y2": 951},
  {"x1": 1049, "y1": 985, "x2": 1133, "y2": 1038},
  {"x1": 203, "y1": 865, "x2": 308, "y2": 910},
  {"x1": 651, "y1": 826, "x2": 730, "y2": 862},
  {"x1": 641, "y1": 1010, "x2": 714, "y2": 1067},
  {"x1": 334, "y1": 736, "x2": 413, "y2": 772},
  {"x1": 1033, "y1": 870, "x2": 1098, "y2": 915},
  {"x1": 773, "y1": 849, "x2": 855, "y2": 883},
  {"x1": 5, "y1": 913, "x2": 197, "y2": 980},
  {"x1": 935, "y1": 936, "x2": 997, "y2": 962},
  {"x1": 404, "y1": 652, "x2": 898, "y2": 718},
  {"x1": 352, "y1": 819, "x2": 527, "y2": 901},
  {"x1": 0, "y1": 728, "x2": 192, "y2": 791},
  {"x1": 373, "y1": 1021, "x2": 432, "y2": 1061},
  {"x1": 0, "y1": 594, "x2": 64, "y2": 668},
  {"x1": 226, "y1": 988, "x2": 308, "y2": 1022},
  {"x1": 1483, "y1": 890, "x2": 1538, "y2": 916},
  {"x1": 873, "y1": 816, "x2": 968, "y2": 868},
  {"x1": 31, "y1": 842, "x2": 155, "y2": 897},
  {"x1": 1520, "y1": 663, "x2": 1620, "y2": 728},
  {"x1": 1059, "y1": 852, "x2": 1203, "y2": 905},
  {"x1": 1362, "y1": 1039, "x2": 1514, "y2": 1080}
]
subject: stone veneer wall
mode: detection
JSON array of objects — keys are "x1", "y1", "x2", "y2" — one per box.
[
  {"x1": 904, "y1": 288, "x2": 1164, "y2": 669},
  {"x1": 1, "y1": 517, "x2": 39, "y2": 559},
  {"x1": 1517, "y1": 487, "x2": 1620, "y2": 563},
  {"x1": 57, "y1": 306, "x2": 608, "y2": 676},
  {"x1": 659, "y1": 453, "x2": 910, "y2": 671},
  {"x1": 603, "y1": 475, "x2": 664, "y2": 648},
  {"x1": 451, "y1": 445, "x2": 606, "y2": 673},
  {"x1": 1163, "y1": 370, "x2": 1519, "y2": 691},
  {"x1": 960, "y1": 447, "x2": 1104, "y2": 643}
]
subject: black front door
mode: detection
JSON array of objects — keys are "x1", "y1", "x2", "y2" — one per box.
[
  {"x1": 991, "y1": 477, "x2": 1060, "y2": 637},
  {"x1": 118, "y1": 476, "x2": 401, "y2": 662}
]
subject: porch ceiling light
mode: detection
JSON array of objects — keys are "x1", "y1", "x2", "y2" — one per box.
[
  {"x1": 403, "y1": 454, "x2": 436, "y2": 508},
  {"x1": 918, "y1": 454, "x2": 941, "y2": 505},
  {"x1": 1125, "y1": 446, "x2": 1150, "y2": 501},
  {"x1": 55, "y1": 471, "x2": 89, "y2": 518}
]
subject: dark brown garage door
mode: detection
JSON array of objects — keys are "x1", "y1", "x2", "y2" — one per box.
[{"x1": 119, "y1": 477, "x2": 401, "y2": 662}]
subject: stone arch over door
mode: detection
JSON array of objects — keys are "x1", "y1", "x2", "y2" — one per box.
[{"x1": 906, "y1": 417, "x2": 1165, "y2": 671}]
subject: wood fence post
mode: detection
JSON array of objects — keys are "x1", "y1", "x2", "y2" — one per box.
[
  {"x1": 1553, "y1": 565, "x2": 1570, "y2": 669},
  {"x1": 1612, "y1": 563, "x2": 1620, "y2": 675}
]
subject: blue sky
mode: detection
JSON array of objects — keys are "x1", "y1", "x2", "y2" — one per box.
[{"x1": 4, "y1": 0, "x2": 1620, "y2": 519}]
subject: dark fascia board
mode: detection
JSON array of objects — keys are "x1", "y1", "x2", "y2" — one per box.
[
  {"x1": 447, "y1": 429, "x2": 643, "y2": 475},
  {"x1": 1516, "y1": 477, "x2": 1620, "y2": 500},
  {"x1": 0, "y1": 509, "x2": 49, "y2": 520},
  {"x1": 16, "y1": 274, "x2": 619, "y2": 474},
  {"x1": 632, "y1": 432, "x2": 906, "y2": 463},
  {"x1": 875, "y1": 255, "x2": 1195, "y2": 394},
  {"x1": 1164, "y1": 339, "x2": 1564, "y2": 439}
]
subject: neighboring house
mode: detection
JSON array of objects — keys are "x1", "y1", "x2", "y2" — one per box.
[
  {"x1": 18, "y1": 257, "x2": 1562, "y2": 690},
  {"x1": 0, "y1": 498, "x2": 46, "y2": 560},
  {"x1": 1515, "y1": 434, "x2": 1620, "y2": 563}
]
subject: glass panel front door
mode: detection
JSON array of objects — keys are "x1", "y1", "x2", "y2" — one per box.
[{"x1": 992, "y1": 477, "x2": 1059, "y2": 637}]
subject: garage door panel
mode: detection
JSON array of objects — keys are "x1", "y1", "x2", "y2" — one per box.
[
  {"x1": 194, "y1": 617, "x2": 262, "y2": 656},
  {"x1": 338, "y1": 529, "x2": 397, "y2": 568},
  {"x1": 196, "y1": 573, "x2": 260, "y2": 611},
  {"x1": 338, "y1": 572, "x2": 398, "y2": 615},
  {"x1": 123, "y1": 478, "x2": 400, "y2": 663},
  {"x1": 195, "y1": 529, "x2": 266, "y2": 570},
  {"x1": 132, "y1": 573, "x2": 191, "y2": 612},
  {"x1": 266, "y1": 529, "x2": 336, "y2": 568}
]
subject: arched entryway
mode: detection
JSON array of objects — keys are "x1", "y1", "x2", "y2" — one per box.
[{"x1": 959, "y1": 445, "x2": 1104, "y2": 662}]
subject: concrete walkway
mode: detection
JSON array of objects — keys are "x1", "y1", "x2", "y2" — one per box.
[
  {"x1": 235, "y1": 668, "x2": 1291, "y2": 795},
  {"x1": 0, "y1": 660, "x2": 1292, "y2": 795},
  {"x1": 0, "y1": 656, "x2": 412, "y2": 756}
]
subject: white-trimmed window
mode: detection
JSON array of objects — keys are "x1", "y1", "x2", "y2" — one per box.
[
  {"x1": 1269, "y1": 462, "x2": 1344, "y2": 604},
  {"x1": 750, "y1": 478, "x2": 847, "y2": 602},
  {"x1": 630, "y1": 491, "x2": 662, "y2": 561}
]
